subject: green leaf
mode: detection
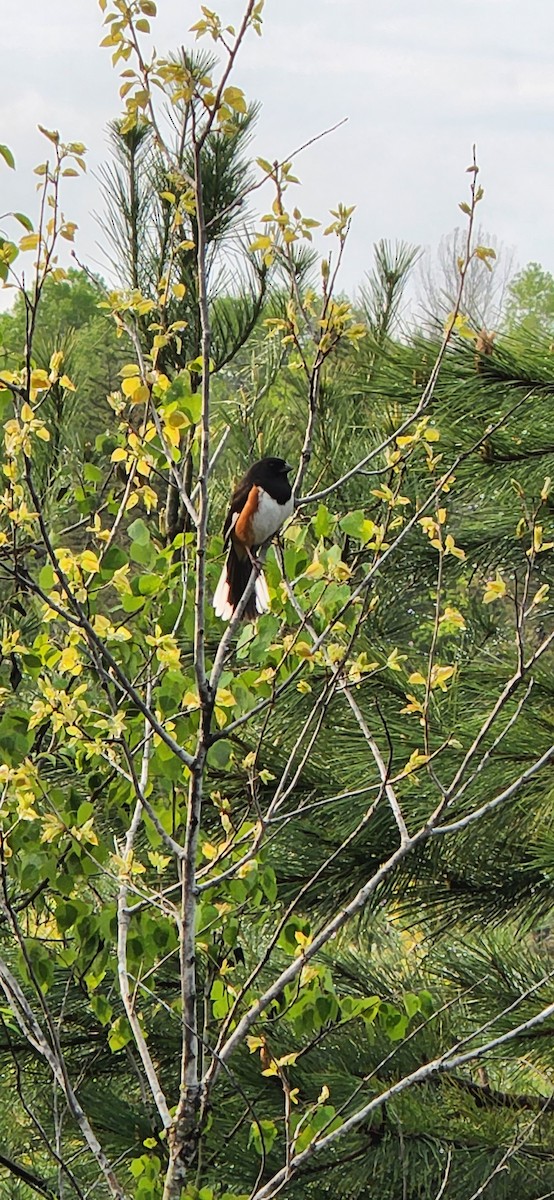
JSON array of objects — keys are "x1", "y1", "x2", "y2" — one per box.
[
  {"x1": 166, "y1": 372, "x2": 202, "y2": 424},
  {"x1": 207, "y1": 739, "x2": 232, "y2": 769},
  {"x1": 121, "y1": 593, "x2": 145, "y2": 613},
  {"x1": 13, "y1": 212, "x2": 33, "y2": 231},
  {"x1": 339, "y1": 510, "x2": 374, "y2": 542},
  {"x1": 294, "y1": 1107, "x2": 341, "y2": 1153},
  {"x1": 260, "y1": 866, "x2": 277, "y2": 902},
  {"x1": 84, "y1": 463, "x2": 103, "y2": 483},
  {"x1": 313, "y1": 504, "x2": 335, "y2": 539},
  {"x1": 77, "y1": 801, "x2": 94, "y2": 825},
  {"x1": 130, "y1": 540, "x2": 155, "y2": 567},
  {"x1": 0, "y1": 145, "x2": 15, "y2": 169},
  {"x1": 222, "y1": 918, "x2": 239, "y2": 947},
  {"x1": 90, "y1": 994, "x2": 113, "y2": 1026},
  {"x1": 108, "y1": 1015, "x2": 133, "y2": 1052},
  {"x1": 361, "y1": 996, "x2": 381, "y2": 1025},
  {"x1": 24, "y1": 940, "x2": 53, "y2": 992},
  {"x1": 418, "y1": 989, "x2": 434, "y2": 1017},
  {"x1": 380, "y1": 1003, "x2": 409, "y2": 1042},
  {"x1": 39, "y1": 564, "x2": 55, "y2": 591},
  {"x1": 403, "y1": 991, "x2": 421, "y2": 1019},
  {"x1": 129, "y1": 1157, "x2": 146, "y2": 1178},
  {"x1": 229, "y1": 879, "x2": 247, "y2": 903},
  {"x1": 196, "y1": 903, "x2": 219, "y2": 932},
  {"x1": 248, "y1": 1119, "x2": 277, "y2": 1156},
  {"x1": 138, "y1": 573, "x2": 162, "y2": 596},
  {"x1": 102, "y1": 546, "x2": 128, "y2": 572},
  {"x1": 278, "y1": 917, "x2": 308, "y2": 953},
  {"x1": 127, "y1": 518, "x2": 151, "y2": 545},
  {"x1": 55, "y1": 900, "x2": 80, "y2": 932}
]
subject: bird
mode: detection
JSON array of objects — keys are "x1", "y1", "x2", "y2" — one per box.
[{"x1": 213, "y1": 456, "x2": 294, "y2": 621}]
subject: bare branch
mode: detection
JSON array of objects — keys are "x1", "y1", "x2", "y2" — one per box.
[
  {"x1": 0, "y1": 958, "x2": 126, "y2": 1199},
  {"x1": 117, "y1": 680, "x2": 173, "y2": 1130}
]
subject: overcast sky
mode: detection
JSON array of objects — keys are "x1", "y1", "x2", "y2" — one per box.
[{"x1": 2, "y1": 0, "x2": 554, "y2": 310}]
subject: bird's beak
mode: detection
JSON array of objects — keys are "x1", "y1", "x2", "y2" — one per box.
[{"x1": 283, "y1": 461, "x2": 293, "y2": 474}]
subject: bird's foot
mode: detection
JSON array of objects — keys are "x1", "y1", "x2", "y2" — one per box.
[{"x1": 246, "y1": 546, "x2": 262, "y2": 574}]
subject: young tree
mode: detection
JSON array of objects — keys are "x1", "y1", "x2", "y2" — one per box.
[
  {"x1": 503, "y1": 260, "x2": 554, "y2": 338},
  {"x1": 1, "y1": 6, "x2": 554, "y2": 1200},
  {"x1": 417, "y1": 225, "x2": 514, "y2": 331}
]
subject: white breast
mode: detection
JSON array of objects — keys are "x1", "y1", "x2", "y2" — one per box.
[{"x1": 251, "y1": 489, "x2": 294, "y2": 545}]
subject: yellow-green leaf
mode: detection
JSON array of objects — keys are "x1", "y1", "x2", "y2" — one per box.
[
  {"x1": 483, "y1": 572, "x2": 506, "y2": 604},
  {"x1": 121, "y1": 376, "x2": 142, "y2": 396},
  {"x1": 19, "y1": 233, "x2": 39, "y2": 252},
  {"x1": 0, "y1": 144, "x2": 15, "y2": 169},
  {"x1": 81, "y1": 551, "x2": 100, "y2": 573}
]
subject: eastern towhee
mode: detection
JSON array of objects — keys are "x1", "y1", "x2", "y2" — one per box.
[{"x1": 213, "y1": 457, "x2": 294, "y2": 621}]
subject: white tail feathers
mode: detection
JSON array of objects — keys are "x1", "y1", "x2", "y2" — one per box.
[
  {"x1": 213, "y1": 563, "x2": 270, "y2": 621},
  {"x1": 213, "y1": 567, "x2": 233, "y2": 621},
  {"x1": 255, "y1": 569, "x2": 270, "y2": 614}
]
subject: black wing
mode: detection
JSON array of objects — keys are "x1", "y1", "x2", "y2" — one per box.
[{"x1": 223, "y1": 467, "x2": 256, "y2": 541}]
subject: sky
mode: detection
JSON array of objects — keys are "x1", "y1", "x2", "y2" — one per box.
[{"x1": 2, "y1": 0, "x2": 554, "y2": 310}]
